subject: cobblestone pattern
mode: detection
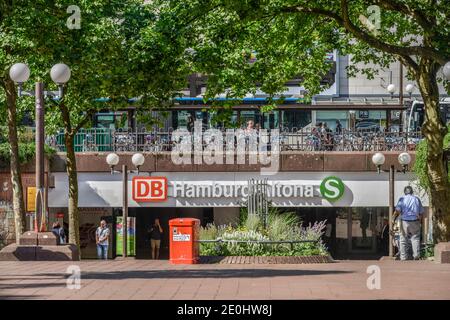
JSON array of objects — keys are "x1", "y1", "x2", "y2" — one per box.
[{"x1": 0, "y1": 259, "x2": 449, "y2": 299}]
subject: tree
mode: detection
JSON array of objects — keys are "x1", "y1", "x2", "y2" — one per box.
[
  {"x1": 0, "y1": 2, "x2": 35, "y2": 243},
  {"x1": 24, "y1": 0, "x2": 154, "y2": 253},
  {"x1": 2, "y1": 1, "x2": 140, "y2": 252},
  {"x1": 1, "y1": 1, "x2": 190, "y2": 255},
  {"x1": 152, "y1": 0, "x2": 450, "y2": 240}
]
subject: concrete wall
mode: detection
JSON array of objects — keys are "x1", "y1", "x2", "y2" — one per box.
[
  {"x1": 49, "y1": 151, "x2": 416, "y2": 173},
  {"x1": 338, "y1": 55, "x2": 448, "y2": 97}
]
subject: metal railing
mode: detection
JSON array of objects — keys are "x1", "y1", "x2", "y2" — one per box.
[{"x1": 48, "y1": 128, "x2": 423, "y2": 153}]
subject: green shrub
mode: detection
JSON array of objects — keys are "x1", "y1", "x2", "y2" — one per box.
[
  {"x1": 0, "y1": 142, "x2": 56, "y2": 167},
  {"x1": 244, "y1": 214, "x2": 262, "y2": 232},
  {"x1": 266, "y1": 210, "x2": 299, "y2": 241},
  {"x1": 221, "y1": 229, "x2": 269, "y2": 256},
  {"x1": 199, "y1": 208, "x2": 329, "y2": 257},
  {"x1": 199, "y1": 223, "x2": 228, "y2": 256},
  {"x1": 239, "y1": 206, "x2": 248, "y2": 225},
  {"x1": 421, "y1": 243, "x2": 435, "y2": 259}
]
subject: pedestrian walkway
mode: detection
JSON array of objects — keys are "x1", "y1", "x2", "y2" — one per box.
[{"x1": 0, "y1": 259, "x2": 449, "y2": 300}]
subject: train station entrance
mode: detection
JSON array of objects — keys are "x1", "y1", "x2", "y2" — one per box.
[{"x1": 105, "y1": 206, "x2": 391, "y2": 260}]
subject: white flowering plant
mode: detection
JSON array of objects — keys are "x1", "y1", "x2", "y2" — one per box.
[{"x1": 199, "y1": 209, "x2": 329, "y2": 256}]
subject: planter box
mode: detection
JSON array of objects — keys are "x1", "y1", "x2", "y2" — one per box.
[
  {"x1": 0, "y1": 243, "x2": 79, "y2": 261},
  {"x1": 200, "y1": 255, "x2": 333, "y2": 264},
  {"x1": 434, "y1": 242, "x2": 450, "y2": 264},
  {"x1": 19, "y1": 231, "x2": 38, "y2": 246}
]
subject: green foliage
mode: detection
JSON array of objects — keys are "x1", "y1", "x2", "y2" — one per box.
[
  {"x1": 198, "y1": 223, "x2": 228, "y2": 256},
  {"x1": 413, "y1": 139, "x2": 429, "y2": 192},
  {"x1": 220, "y1": 230, "x2": 270, "y2": 256},
  {"x1": 1, "y1": 1, "x2": 186, "y2": 134},
  {"x1": 421, "y1": 243, "x2": 435, "y2": 259},
  {"x1": 150, "y1": 0, "x2": 449, "y2": 106},
  {"x1": 238, "y1": 206, "x2": 248, "y2": 225},
  {"x1": 266, "y1": 210, "x2": 300, "y2": 241},
  {"x1": 243, "y1": 214, "x2": 262, "y2": 232},
  {"x1": 413, "y1": 126, "x2": 450, "y2": 192},
  {"x1": 0, "y1": 142, "x2": 55, "y2": 166},
  {"x1": 199, "y1": 208, "x2": 328, "y2": 256}
]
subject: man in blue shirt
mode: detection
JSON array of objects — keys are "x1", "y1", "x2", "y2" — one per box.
[{"x1": 394, "y1": 186, "x2": 424, "y2": 260}]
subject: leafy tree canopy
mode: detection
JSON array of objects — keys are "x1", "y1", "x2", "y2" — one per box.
[
  {"x1": 150, "y1": 0, "x2": 449, "y2": 100},
  {"x1": 1, "y1": 1, "x2": 190, "y2": 135}
]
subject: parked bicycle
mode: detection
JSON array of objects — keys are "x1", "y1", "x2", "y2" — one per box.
[
  {"x1": 113, "y1": 132, "x2": 136, "y2": 152},
  {"x1": 82, "y1": 133, "x2": 98, "y2": 152}
]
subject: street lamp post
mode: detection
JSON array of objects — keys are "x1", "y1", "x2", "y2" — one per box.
[
  {"x1": 386, "y1": 84, "x2": 396, "y2": 99},
  {"x1": 405, "y1": 84, "x2": 415, "y2": 99},
  {"x1": 9, "y1": 63, "x2": 71, "y2": 232},
  {"x1": 372, "y1": 152, "x2": 411, "y2": 257},
  {"x1": 443, "y1": 61, "x2": 450, "y2": 81},
  {"x1": 106, "y1": 152, "x2": 145, "y2": 258}
]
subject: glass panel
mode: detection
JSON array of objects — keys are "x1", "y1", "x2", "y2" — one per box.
[
  {"x1": 262, "y1": 111, "x2": 279, "y2": 129},
  {"x1": 281, "y1": 110, "x2": 312, "y2": 130},
  {"x1": 175, "y1": 110, "x2": 191, "y2": 129},
  {"x1": 335, "y1": 208, "x2": 349, "y2": 256},
  {"x1": 350, "y1": 207, "x2": 381, "y2": 252},
  {"x1": 351, "y1": 207, "x2": 373, "y2": 250},
  {"x1": 208, "y1": 110, "x2": 238, "y2": 129},
  {"x1": 240, "y1": 110, "x2": 260, "y2": 128},
  {"x1": 389, "y1": 110, "x2": 401, "y2": 132},
  {"x1": 315, "y1": 111, "x2": 348, "y2": 131},
  {"x1": 95, "y1": 115, "x2": 115, "y2": 129},
  {"x1": 94, "y1": 113, "x2": 128, "y2": 130},
  {"x1": 376, "y1": 209, "x2": 390, "y2": 256},
  {"x1": 355, "y1": 110, "x2": 386, "y2": 131}
]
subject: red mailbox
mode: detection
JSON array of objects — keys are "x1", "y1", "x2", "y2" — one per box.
[{"x1": 169, "y1": 218, "x2": 200, "y2": 264}]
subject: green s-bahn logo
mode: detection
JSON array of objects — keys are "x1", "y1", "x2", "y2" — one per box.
[{"x1": 320, "y1": 176, "x2": 345, "y2": 202}]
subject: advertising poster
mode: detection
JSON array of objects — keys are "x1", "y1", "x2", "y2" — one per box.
[{"x1": 116, "y1": 216, "x2": 136, "y2": 256}]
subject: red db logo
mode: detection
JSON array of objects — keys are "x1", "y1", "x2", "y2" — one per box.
[{"x1": 132, "y1": 177, "x2": 168, "y2": 202}]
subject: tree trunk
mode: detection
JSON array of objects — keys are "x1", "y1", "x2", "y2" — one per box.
[
  {"x1": 416, "y1": 59, "x2": 450, "y2": 242},
  {"x1": 3, "y1": 78, "x2": 26, "y2": 243},
  {"x1": 64, "y1": 131, "x2": 81, "y2": 255}
]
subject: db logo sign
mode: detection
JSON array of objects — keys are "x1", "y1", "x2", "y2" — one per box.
[{"x1": 132, "y1": 177, "x2": 168, "y2": 202}]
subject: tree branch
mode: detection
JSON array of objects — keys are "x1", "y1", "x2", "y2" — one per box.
[
  {"x1": 278, "y1": 2, "x2": 447, "y2": 66},
  {"x1": 338, "y1": 0, "x2": 446, "y2": 65},
  {"x1": 397, "y1": 55, "x2": 419, "y2": 76},
  {"x1": 73, "y1": 109, "x2": 95, "y2": 134},
  {"x1": 374, "y1": 0, "x2": 435, "y2": 36}
]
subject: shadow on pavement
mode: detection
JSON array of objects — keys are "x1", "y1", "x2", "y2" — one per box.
[
  {"x1": 29, "y1": 268, "x2": 353, "y2": 280},
  {"x1": 0, "y1": 282, "x2": 66, "y2": 290},
  {"x1": 0, "y1": 295, "x2": 44, "y2": 300}
]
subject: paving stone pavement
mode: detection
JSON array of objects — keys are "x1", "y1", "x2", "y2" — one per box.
[{"x1": 0, "y1": 259, "x2": 449, "y2": 300}]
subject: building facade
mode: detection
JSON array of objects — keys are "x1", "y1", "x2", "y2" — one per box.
[
  {"x1": 1, "y1": 51, "x2": 447, "y2": 259},
  {"x1": 42, "y1": 152, "x2": 430, "y2": 260}
]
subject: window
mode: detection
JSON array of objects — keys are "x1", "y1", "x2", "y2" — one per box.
[
  {"x1": 281, "y1": 110, "x2": 312, "y2": 130},
  {"x1": 315, "y1": 111, "x2": 347, "y2": 130}
]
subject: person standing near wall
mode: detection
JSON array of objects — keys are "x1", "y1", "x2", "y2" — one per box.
[
  {"x1": 148, "y1": 218, "x2": 163, "y2": 259},
  {"x1": 51, "y1": 222, "x2": 65, "y2": 245},
  {"x1": 335, "y1": 120, "x2": 342, "y2": 135},
  {"x1": 96, "y1": 220, "x2": 110, "y2": 260},
  {"x1": 393, "y1": 186, "x2": 424, "y2": 260}
]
